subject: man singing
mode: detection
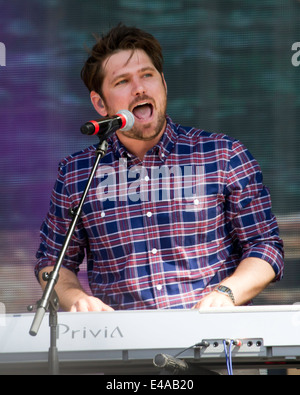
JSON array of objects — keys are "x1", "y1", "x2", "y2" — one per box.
[{"x1": 35, "y1": 24, "x2": 284, "y2": 312}]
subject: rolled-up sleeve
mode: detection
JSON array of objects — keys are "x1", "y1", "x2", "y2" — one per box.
[
  {"x1": 34, "y1": 161, "x2": 87, "y2": 280},
  {"x1": 224, "y1": 139, "x2": 284, "y2": 281}
]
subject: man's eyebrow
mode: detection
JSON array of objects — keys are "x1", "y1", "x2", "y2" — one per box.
[
  {"x1": 139, "y1": 66, "x2": 156, "y2": 73},
  {"x1": 111, "y1": 72, "x2": 130, "y2": 84},
  {"x1": 111, "y1": 66, "x2": 157, "y2": 84}
]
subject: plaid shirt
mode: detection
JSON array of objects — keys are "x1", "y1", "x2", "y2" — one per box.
[{"x1": 35, "y1": 116, "x2": 284, "y2": 309}]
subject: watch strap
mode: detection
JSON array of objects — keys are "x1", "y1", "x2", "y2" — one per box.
[{"x1": 214, "y1": 285, "x2": 235, "y2": 304}]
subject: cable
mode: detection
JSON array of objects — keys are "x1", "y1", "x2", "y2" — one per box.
[
  {"x1": 160, "y1": 339, "x2": 242, "y2": 375},
  {"x1": 174, "y1": 340, "x2": 209, "y2": 358},
  {"x1": 228, "y1": 340, "x2": 234, "y2": 375},
  {"x1": 223, "y1": 339, "x2": 234, "y2": 375},
  {"x1": 223, "y1": 340, "x2": 230, "y2": 375}
]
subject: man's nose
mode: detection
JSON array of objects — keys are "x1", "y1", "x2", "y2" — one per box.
[{"x1": 131, "y1": 77, "x2": 146, "y2": 96}]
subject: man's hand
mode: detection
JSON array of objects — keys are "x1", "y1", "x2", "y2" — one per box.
[
  {"x1": 38, "y1": 266, "x2": 114, "y2": 312},
  {"x1": 69, "y1": 295, "x2": 114, "y2": 312},
  {"x1": 193, "y1": 291, "x2": 234, "y2": 309},
  {"x1": 193, "y1": 257, "x2": 276, "y2": 310}
]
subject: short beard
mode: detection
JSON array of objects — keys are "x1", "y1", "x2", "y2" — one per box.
[
  {"x1": 122, "y1": 110, "x2": 166, "y2": 141},
  {"x1": 102, "y1": 86, "x2": 167, "y2": 142}
]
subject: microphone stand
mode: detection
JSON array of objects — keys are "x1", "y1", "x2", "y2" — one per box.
[{"x1": 29, "y1": 138, "x2": 109, "y2": 375}]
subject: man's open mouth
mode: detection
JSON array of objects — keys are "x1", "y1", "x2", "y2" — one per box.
[{"x1": 132, "y1": 102, "x2": 153, "y2": 121}]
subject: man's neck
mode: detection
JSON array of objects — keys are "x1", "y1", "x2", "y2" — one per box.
[{"x1": 116, "y1": 130, "x2": 165, "y2": 161}]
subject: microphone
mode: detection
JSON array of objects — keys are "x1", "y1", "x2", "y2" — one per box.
[
  {"x1": 80, "y1": 110, "x2": 134, "y2": 140},
  {"x1": 153, "y1": 353, "x2": 189, "y2": 373}
]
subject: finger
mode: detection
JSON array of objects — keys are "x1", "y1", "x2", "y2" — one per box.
[
  {"x1": 101, "y1": 303, "x2": 115, "y2": 312},
  {"x1": 85, "y1": 296, "x2": 112, "y2": 311},
  {"x1": 83, "y1": 297, "x2": 115, "y2": 312},
  {"x1": 73, "y1": 299, "x2": 90, "y2": 312},
  {"x1": 70, "y1": 297, "x2": 114, "y2": 312}
]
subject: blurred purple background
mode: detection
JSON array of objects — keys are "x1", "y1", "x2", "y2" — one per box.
[{"x1": 1, "y1": 0, "x2": 300, "y2": 313}]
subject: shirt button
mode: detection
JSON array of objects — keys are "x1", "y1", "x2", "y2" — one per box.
[
  {"x1": 100, "y1": 211, "x2": 105, "y2": 218},
  {"x1": 144, "y1": 175, "x2": 150, "y2": 182},
  {"x1": 152, "y1": 248, "x2": 158, "y2": 254},
  {"x1": 194, "y1": 198, "x2": 200, "y2": 205},
  {"x1": 156, "y1": 284, "x2": 163, "y2": 291},
  {"x1": 146, "y1": 211, "x2": 152, "y2": 217}
]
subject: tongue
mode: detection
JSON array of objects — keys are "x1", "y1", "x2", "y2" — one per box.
[{"x1": 133, "y1": 104, "x2": 152, "y2": 120}]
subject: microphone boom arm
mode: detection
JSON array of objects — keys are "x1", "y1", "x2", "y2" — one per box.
[{"x1": 29, "y1": 138, "x2": 109, "y2": 374}]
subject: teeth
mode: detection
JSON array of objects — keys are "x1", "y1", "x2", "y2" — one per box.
[{"x1": 135, "y1": 102, "x2": 149, "y2": 107}]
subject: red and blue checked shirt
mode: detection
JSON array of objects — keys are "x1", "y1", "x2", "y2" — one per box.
[{"x1": 35, "y1": 116, "x2": 284, "y2": 309}]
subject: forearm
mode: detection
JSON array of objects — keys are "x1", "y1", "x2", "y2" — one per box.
[
  {"x1": 218, "y1": 257, "x2": 276, "y2": 305},
  {"x1": 38, "y1": 266, "x2": 114, "y2": 312},
  {"x1": 195, "y1": 257, "x2": 276, "y2": 308},
  {"x1": 38, "y1": 266, "x2": 88, "y2": 311}
]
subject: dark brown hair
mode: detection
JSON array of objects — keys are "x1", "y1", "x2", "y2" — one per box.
[{"x1": 81, "y1": 24, "x2": 164, "y2": 96}]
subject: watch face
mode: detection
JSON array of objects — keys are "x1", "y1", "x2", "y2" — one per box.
[{"x1": 216, "y1": 285, "x2": 235, "y2": 304}]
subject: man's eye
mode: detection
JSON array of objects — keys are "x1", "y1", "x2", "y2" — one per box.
[{"x1": 115, "y1": 79, "x2": 127, "y2": 86}]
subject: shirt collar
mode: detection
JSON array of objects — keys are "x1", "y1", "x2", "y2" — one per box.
[{"x1": 108, "y1": 116, "x2": 178, "y2": 163}]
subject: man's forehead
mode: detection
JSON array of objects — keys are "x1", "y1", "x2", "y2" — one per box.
[{"x1": 103, "y1": 49, "x2": 154, "y2": 79}]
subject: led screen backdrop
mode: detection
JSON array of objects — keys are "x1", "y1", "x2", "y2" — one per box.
[{"x1": 0, "y1": 0, "x2": 300, "y2": 313}]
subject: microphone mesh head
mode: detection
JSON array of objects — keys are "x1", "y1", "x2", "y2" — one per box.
[{"x1": 117, "y1": 110, "x2": 135, "y2": 131}]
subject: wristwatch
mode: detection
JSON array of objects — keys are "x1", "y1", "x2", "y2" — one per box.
[{"x1": 214, "y1": 285, "x2": 235, "y2": 304}]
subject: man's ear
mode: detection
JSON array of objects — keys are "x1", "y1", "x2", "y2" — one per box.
[
  {"x1": 90, "y1": 91, "x2": 108, "y2": 117},
  {"x1": 162, "y1": 73, "x2": 167, "y2": 95}
]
